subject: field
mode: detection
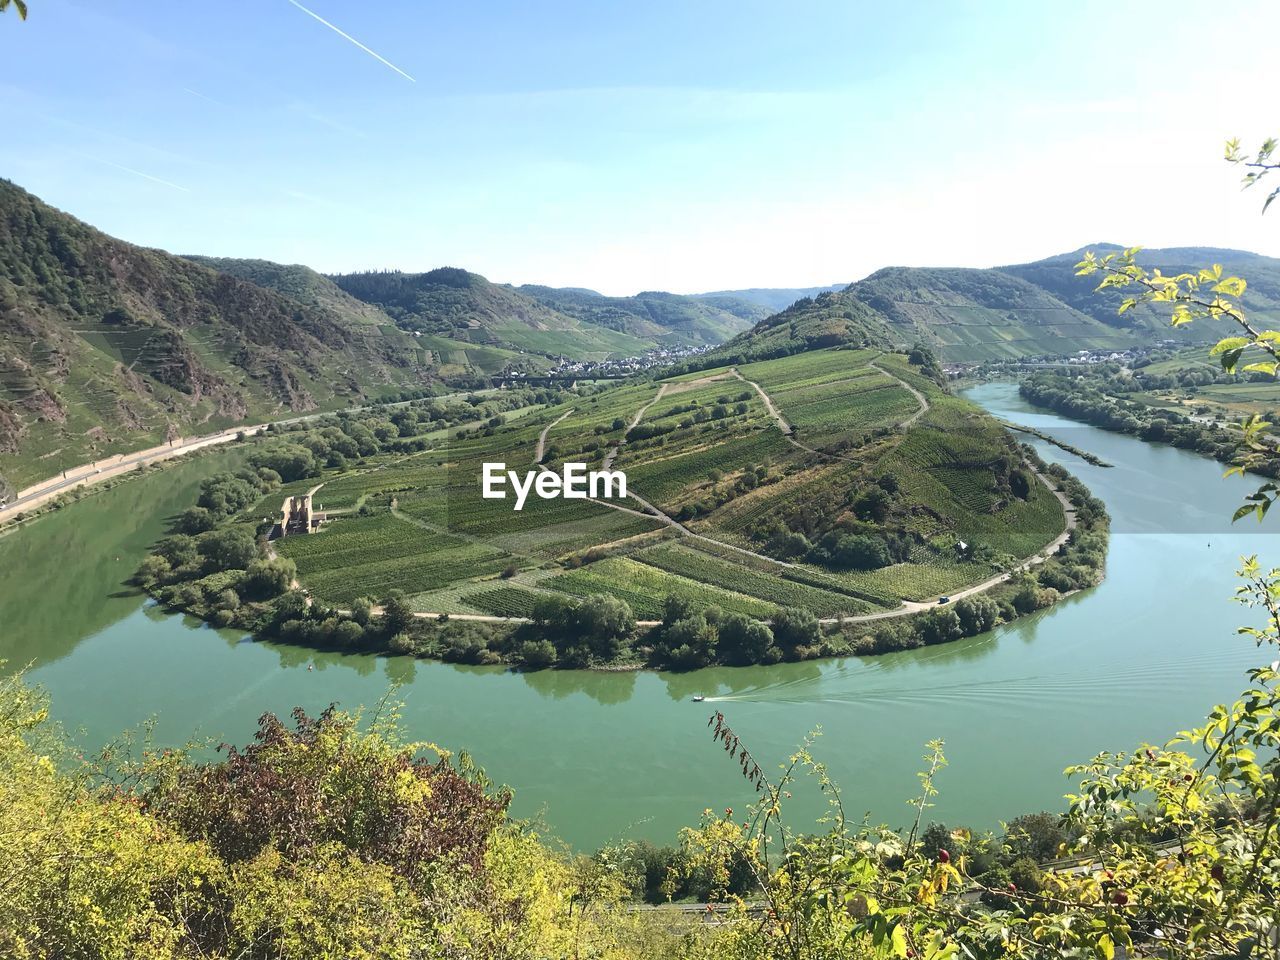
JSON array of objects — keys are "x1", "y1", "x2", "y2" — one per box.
[{"x1": 257, "y1": 347, "x2": 1066, "y2": 621}]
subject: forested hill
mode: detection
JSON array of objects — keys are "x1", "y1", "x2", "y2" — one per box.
[
  {"x1": 516, "y1": 284, "x2": 764, "y2": 345},
  {"x1": 328, "y1": 269, "x2": 653, "y2": 359},
  {"x1": 845, "y1": 265, "x2": 1135, "y2": 362},
  {"x1": 695, "y1": 284, "x2": 847, "y2": 312},
  {"x1": 998, "y1": 245, "x2": 1280, "y2": 339},
  {"x1": 0, "y1": 180, "x2": 434, "y2": 491},
  {"x1": 329, "y1": 269, "x2": 759, "y2": 357},
  {"x1": 684, "y1": 290, "x2": 897, "y2": 367},
  {"x1": 184, "y1": 256, "x2": 393, "y2": 328},
  {"x1": 691, "y1": 246, "x2": 1280, "y2": 366}
]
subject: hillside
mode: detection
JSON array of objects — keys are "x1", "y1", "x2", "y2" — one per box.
[
  {"x1": 0, "y1": 180, "x2": 434, "y2": 492},
  {"x1": 184, "y1": 256, "x2": 394, "y2": 327},
  {"x1": 516, "y1": 285, "x2": 764, "y2": 346},
  {"x1": 331, "y1": 269, "x2": 659, "y2": 360},
  {"x1": 189, "y1": 257, "x2": 537, "y2": 378},
  {"x1": 684, "y1": 290, "x2": 896, "y2": 368},
  {"x1": 845, "y1": 265, "x2": 1137, "y2": 362},
  {"x1": 998, "y1": 244, "x2": 1280, "y2": 340}
]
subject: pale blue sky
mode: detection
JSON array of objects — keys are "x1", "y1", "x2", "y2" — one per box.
[{"x1": 2, "y1": 1, "x2": 1277, "y2": 294}]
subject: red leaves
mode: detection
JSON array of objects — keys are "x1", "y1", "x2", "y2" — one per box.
[{"x1": 708, "y1": 710, "x2": 765, "y2": 792}]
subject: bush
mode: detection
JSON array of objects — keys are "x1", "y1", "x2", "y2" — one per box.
[{"x1": 772, "y1": 607, "x2": 819, "y2": 650}]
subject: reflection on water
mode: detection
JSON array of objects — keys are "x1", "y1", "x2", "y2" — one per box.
[{"x1": 0, "y1": 384, "x2": 1274, "y2": 850}]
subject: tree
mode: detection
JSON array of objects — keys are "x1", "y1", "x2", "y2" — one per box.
[
  {"x1": 659, "y1": 615, "x2": 718, "y2": 670},
  {"x1": 381, "y1": 590, "x2": 414, "y2": 637},
  {"x1": 955, "y1": 595, "x2": 999, "y2": 635},
  {"x1": 242, "y1": 557, "x2": 295, "y2": 599},
  {"x1": 350, "y1": 596, "x2": 374, "y2": 626},
  {"x1": 831, "y1": 534, "x2": 891, "y2": 570},
  {"x1": 771, "y1": 606, "x2": 819, "y2": 651},
  {"x1": 0, "y1": 1, "x2": 28, "y2": 19},
  {"x1": 571, "y1": 594, "x2": 634, "y2": 663},
  {"x1": 197, "y1": 527, "x2": 257, "y2": 572},
  {"x1": 716, "y1": 613, "x2": 773, "y2": 665}
]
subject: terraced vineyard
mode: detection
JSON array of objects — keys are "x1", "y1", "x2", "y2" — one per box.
[{"x1": 260, "y1": 347, "x2": 1066, "y2": 622}]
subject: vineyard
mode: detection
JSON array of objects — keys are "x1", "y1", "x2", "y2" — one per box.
[
  {"x1": 632, "y1": 542, "x2": 877, "y2": 616},
  {"x1": 545, "y1": 556, "x2": 777, "y2": 621},
  {"x1": 255, "y1": 346, "x2": 1067, "y2": 621}
]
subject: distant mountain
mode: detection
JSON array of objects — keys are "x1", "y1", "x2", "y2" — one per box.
[
  {"x1": 516, "y1": 285, "x2": 764, "y2": 346},
  {"x1": 694, "y1": 244, "x2": 1280, "y2": 367},
  {"x1": 331, "y1": 269, "x2": 658, "y2": 361},
  {"x1": 694, "y1": 285, "x2": 846, "y2": 313},
  {"x1": 0, "y1": 180, "x2": 434, "y2": 489},
  {"x1": 998, "y1": 245, "x2": 1280, "y2": 341}
]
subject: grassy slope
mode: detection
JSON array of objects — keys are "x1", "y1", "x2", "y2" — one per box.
[
  {"x1": 330, "y1": 268, "x2": 658, "y2": 360},
  {"x1": 1000, "y1": 245, "x2": 1280, "y2": 343},
  {"x1": 0, "y1": 180, "x2": 435, "y2": 491},
  {"x1": 517, "y1": 285, "x2": 764, "y2": 346}
]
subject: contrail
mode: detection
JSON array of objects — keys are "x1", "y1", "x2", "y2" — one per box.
[
  {"x1": 182, "y1": 87, "x2": 225, "y2": 106},
  {"x1": 285, "y1": 0, "x2": 416, "y2": 82},
  {"x1": 82, "y1": 155, "x2": 190, "y2": 192}
]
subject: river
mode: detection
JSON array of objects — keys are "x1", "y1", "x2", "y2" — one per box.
[{"x1": 0, "y1": 383, "x2": 1271, "y2": 850}]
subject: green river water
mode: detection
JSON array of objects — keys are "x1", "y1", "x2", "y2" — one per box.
[{"x1": 0, "y1": 383, "x2": 1272, "y2": 850}]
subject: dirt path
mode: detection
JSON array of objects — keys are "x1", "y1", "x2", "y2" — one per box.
[
  {"x1": 728, "y1": 368, "x2": 791, "y2": 433},
  {"x1": 729, "y1": 367, "x2": 863, "y2": 464},
  {"x1": 534, "y1": 408, "x2": 575, "y2": 464},
  {"x1": 870, "y1": 361, "x2": 929, "y2": 426},
  {"x1": 601, "y1": 383, "x2": 668, "y2": 471}
]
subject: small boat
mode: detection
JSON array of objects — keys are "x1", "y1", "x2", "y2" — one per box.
[{"x1": 692, "y1": 695, "x2": 706, "y2": 703}]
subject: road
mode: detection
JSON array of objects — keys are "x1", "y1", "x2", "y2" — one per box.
[
  {"x1": 0, "y1": 424, "x2": 269, "y2": 522},
  {"x1": 0, "y1": 386, "x2": 505, "y2": 526}
]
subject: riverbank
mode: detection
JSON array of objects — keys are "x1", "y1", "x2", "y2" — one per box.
[{"x1": 136, "y1": 430, "x2": 1105, "y2": 673}]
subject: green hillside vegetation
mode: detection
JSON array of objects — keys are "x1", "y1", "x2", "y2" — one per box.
[
  {"x1": 845, "y1": 266, "x2": 1136, "y2": 362},
  {"x1": 1000, "y1": 244, "x2": 1280, "y2": 341},
  {"x1": 131, "y1": 343, "x2": 1090, "y2": 671},
  {"x1": 0, "y1": 181, "x2": 436, "y2": 490},
  {"x1": 518, "y1": 285, "x2": 764, "y2": 345},
  {"x1": 186, "y1": 257, "x2": 544, "y2": 379},
  {"x1": 183, "y1": 256, "x2": 394, "y2": 326},
  {"x1": 687, "y1": 290, "x2": 896, "y2": 367},
  {"x1": 331, "y1": 268, "x2": 658, "y2": 360}
]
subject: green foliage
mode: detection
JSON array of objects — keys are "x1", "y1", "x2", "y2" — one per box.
[{"x1": 0, "y1": 180, "x2": 435, "y2": 489}]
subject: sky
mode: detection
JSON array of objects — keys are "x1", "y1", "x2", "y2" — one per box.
[{"x1": 1, "y1": 0, "x2": 1278, "y2": 296}]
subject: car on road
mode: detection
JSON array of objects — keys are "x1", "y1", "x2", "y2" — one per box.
[{"x1": 937, "y1": 596, "x2": 951, "y2": 604}]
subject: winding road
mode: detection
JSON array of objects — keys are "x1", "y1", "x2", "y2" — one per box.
[{"x1": 534, "y1": 408, "x2": 575, "y2": 464}]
